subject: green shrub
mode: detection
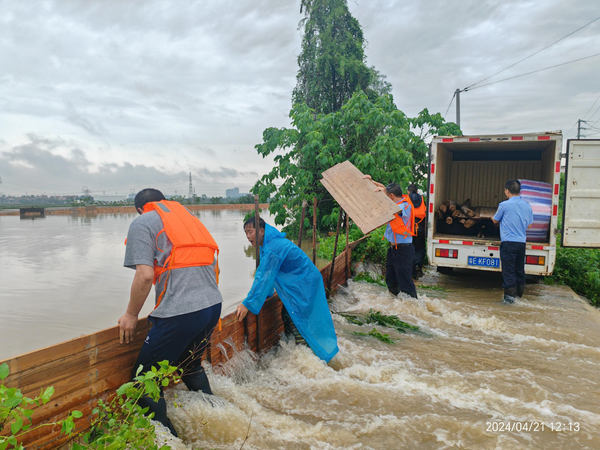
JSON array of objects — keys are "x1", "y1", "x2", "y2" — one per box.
[
  {"x1": 0, "y1": 361, "x2": 180, "y2": 450},
  {"x1": 318, "y1": 224, "x2": 388, "y2": 265}
]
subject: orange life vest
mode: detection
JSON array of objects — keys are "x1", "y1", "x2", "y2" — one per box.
[
  {"x1": 142, "y1": 200, "x2": 219, "y2": 309},
  {"x1": 412, "y1": 194, "x2": 427, "y2": 234},
  {"x1": 389, "y1": 195, "x2": 416, "y2": 242}
]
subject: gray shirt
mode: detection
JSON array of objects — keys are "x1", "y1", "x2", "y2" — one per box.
[{"x1": 124, "y1": 210, "x2": 223, "y2": 318}]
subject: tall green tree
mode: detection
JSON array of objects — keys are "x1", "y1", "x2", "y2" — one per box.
[
  {"x1": 252, "y1": 92, "x2": 460, "y2": 231},
  {"x1": 293, "y1": 0, "x2": 388, "y2": 114}
]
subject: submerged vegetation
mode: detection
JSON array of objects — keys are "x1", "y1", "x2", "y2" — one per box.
[
  {"x1": 341, "y1": 309, "x2": 420, "y2": 334},
  {"x1": 354, "y1": 328, "x2": 395, "y2": 344}
]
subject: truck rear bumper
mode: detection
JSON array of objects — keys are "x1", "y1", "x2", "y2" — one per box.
[{"x1": 429, "y1": 239, "x2": 555, "y2": 276}]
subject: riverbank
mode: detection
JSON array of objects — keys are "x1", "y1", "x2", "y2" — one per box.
[{"x1": 0, "y1": 204, "x2": 270, "y2": 216}]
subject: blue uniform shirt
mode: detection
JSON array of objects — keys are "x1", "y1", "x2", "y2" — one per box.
[
  {"x1": 384, "y1": 201, "x2": 413, "y2": 244},
  {"x1": 493, "y1": 196, "x2": 534, "y2": 243}
]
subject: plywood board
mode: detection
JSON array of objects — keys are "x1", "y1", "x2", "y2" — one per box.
[{"x1": 321, "y1": 161, "x2": 400, "y2": 234}]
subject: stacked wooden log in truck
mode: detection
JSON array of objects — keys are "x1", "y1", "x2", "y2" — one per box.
[{"x1": 427, "y1": 131, "x2": 600, "y2": 275}]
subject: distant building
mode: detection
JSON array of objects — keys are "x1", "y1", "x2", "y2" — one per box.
[{"x1": 226, "y1": 187, "x2": 240, "y2": 198}]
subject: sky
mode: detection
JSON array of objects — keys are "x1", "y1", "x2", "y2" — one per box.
[{"x1": 1, "y1": 0, "x2": 599, "y2": 197}]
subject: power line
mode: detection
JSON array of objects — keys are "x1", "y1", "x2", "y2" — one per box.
[
  {"x1": 467, "y1": 52, "x2": 600, "y2": 91},
  {"x1": 443, "y1": 91, "x2": 456, "y2": 119},
  {"x1": 582, "y1": 92, "x2": 600, "y2": 120},
  {"x1": 464, "y1": 15, "x2": 600, "y2": 90}
]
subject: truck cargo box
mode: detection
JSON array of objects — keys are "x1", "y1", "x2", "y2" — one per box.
[{"x1": 427, "y1": 132, "x2": 562, "y2": 276}]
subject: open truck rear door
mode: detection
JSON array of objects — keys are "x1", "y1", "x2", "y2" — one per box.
[{"x1": 562, "y1": 139, "x2": 600, "y2": 248}]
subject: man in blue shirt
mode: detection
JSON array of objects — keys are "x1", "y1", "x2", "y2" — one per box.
[
  {"x1": 492, "y1": 180, "x2": 534, "y2": 304},
  {"x1": 364, "y1": 176, "x2": 417, "y2": 299}
]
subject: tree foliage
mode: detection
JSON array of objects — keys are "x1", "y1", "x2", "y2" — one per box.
[
  {"x1": 293, "y1": 0, "x2": 389, "y2": 114},
  {"x1": 252, "y1": 91, "x2": 460, "y2": 232}
]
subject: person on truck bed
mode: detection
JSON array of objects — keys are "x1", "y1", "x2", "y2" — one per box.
[
  {"x1": 363, "y1": 175, "x2": 418, "y2": 299},
  {"x1": 492, "y1": 180, "x2": 534, "y2": 304},
  {"x1": 407, "y1": 184, "x2": 426, "y2": 280},
  {"x1": 119, "y1": 188, "x2": 223, "y2": 437}
]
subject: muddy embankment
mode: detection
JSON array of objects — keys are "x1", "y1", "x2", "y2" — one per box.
[{"x1": 0, "y1": 204, "x2": 270, "y2": 216}]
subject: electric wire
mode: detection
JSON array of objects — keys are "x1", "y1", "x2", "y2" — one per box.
[
  {"x1": 443, "y1": 91, "x2": 456, "y2": 119},
  {"x1": 464, "y1": 15, "x2": 600, "y2": 91},
  {"x1": 582, "y1": 92, "x2": 600, "y2": 121},
  {"x1": 466, "y1": 52, "x2": 600, "y2": 91}
]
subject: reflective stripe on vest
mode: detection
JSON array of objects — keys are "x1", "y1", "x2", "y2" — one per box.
[
  {"x1": 389, "y1": 196, "x2": 416, "y2": 243},
  {"x1": 142, "y1": 200, "x2": 219, "y2": 309}
]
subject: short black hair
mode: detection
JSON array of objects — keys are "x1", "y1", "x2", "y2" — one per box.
[
  {"x1": 243, "y1": 216, "x2": 266, "y2": 229},
  {"x1": 409, "y1": 191, "x2": 422, "y2": 208},
  {"x1": 134, "y1": 188, "x2": 166, "y2": 212},
  {"x1": 385, "y1": 183, "x2": 403, "y2": 197},
  {"x1": 505, "y1": 180, "x2": 521, "y2": 195},
  {"x1": 407, "y1": 184, "x2": 418, "y2": 193}
]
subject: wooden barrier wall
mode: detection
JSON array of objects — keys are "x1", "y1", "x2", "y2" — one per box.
[{"x1": 0, "y1": 242, "x2": 359, "y2": 449}]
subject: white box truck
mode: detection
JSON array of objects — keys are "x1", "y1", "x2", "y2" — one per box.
[{"x1": 427, "y1": 132, "x2": 600, "y2": 276}]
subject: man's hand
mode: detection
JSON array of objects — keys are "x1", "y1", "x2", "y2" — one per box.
[
  {"x1": 362, "y1": 174, "x2": 372, "y2": 180},
  {"x1": 118, "y1": 312, "x2": 138, "y2": 344},
  {"x1": 236, "y1": 304, "x2": 249, "y2": 322}
]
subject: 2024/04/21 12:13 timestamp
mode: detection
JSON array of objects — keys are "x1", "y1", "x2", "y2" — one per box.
[{"x1": 486, "y1": 422, "x2": 581, "y2": 432}]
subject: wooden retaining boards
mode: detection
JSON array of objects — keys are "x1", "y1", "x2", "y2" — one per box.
[{"x1": 1, "y1": 244, "x2": 359, "y2": 449}]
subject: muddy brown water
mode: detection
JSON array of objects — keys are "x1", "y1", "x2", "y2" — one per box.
[
  {"x1": 2, "y1": 212, "x2": 600, "y2": 449},
  {"x1": 157, "y1": 271, "x2": 600, "y2": 450}
]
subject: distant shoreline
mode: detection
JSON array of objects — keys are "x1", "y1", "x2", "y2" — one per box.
[{"x1": 0, "y1": 204, "x2": 270, "y2": 216}]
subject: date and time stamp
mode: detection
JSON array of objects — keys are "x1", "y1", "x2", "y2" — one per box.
[{"x1": 486, "y1": 421, "x2": 581, "y2": 433}]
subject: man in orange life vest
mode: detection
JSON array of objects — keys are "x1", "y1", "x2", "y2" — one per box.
[
  {"x1": 407, "y1": 184, "x2": 427, "y2": 280},
  {"x1": 363, "y1": 176, "x2": 418, "y2": 299},
  {"x1": 119, "y1": 188, "x2": 223, "y2": 436}
]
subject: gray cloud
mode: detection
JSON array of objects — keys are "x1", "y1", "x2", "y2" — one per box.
[{"x1": 0, "y1": 0, "x2": 599, "y2": 197}]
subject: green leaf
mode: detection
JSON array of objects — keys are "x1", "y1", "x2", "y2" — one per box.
[
  {"x1": 11, "y1": 417, "x2": 23, "y2": 435},
  {"x1": 71, "y1": 410, "x2": 83, "y2": 419},
  {"x1": 0, "y1": 363, "x2": 9, "y2": 380}
]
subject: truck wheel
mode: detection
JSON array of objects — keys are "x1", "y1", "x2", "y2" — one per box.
[{"x1": 437, "y1": 266, "x2": 454, "y2": 275}]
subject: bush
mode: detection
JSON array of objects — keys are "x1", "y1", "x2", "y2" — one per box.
[{"x1": 317, "y1": 223, "x2": 388, "y2": 265}]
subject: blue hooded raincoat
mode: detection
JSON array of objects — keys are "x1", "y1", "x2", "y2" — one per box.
[{"x1": 242, "y1": 224, "x2": 339, "y2": 362}]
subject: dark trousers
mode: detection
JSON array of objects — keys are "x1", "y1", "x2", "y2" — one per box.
[
  {"x1": 412, "y1": 221, "x2": 426, "y2": 272},
  {"x1": 132, "y1": 302, "x2": 222, "y2": 436},
  {"x1": 386, "y1": 244, "x2": 417, "y2": 297},
  {"x1": 500, "y1": 242, "x2": 526, "y2": 289}
]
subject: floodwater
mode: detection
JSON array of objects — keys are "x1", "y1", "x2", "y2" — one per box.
[
  {"x1": 0, "y1": 209, "x2": 326, "y2": 360},
  {"x1": 156, "y1": 270, "x2": 600, "y2": 450}
]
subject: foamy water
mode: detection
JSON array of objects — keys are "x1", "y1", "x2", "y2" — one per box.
[{"x1": 155, "y1": 271, "x2": 600, "y2": 449}]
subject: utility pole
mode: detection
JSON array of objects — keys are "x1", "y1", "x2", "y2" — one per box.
[
  {"x1": 188, "y1": 172, "x2": 193, "y2": 199},
  {"x1": 455, "y1": 88, "x2": 461, "y2": 128},
  {"x1": 577, "y1": 119, "x2": 582, "y2": 139}
]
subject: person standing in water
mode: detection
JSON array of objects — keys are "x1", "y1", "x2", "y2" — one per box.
[
  {"x1": 363, "y1": 175, "x2": 418, "y2": 299},
  {"x1": 492, "y1": 180, "x2": 533, "y2": 304},
  {"x1": 407, "y1": 184, "x2": 427, "y2": 280},
  {"x1": 235, "y1": 217, "x2": 339, "y2": 363},
  {"x1": 119, "y1": 188, "x2": 223, "y2": 436}
]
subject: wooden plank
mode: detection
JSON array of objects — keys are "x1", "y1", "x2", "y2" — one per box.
[{"x1": 320, "y1": 161, "x2": 399, "y2": 234}]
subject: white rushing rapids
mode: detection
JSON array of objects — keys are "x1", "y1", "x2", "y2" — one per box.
[{"x1": 159, "y1": 271, "x2": 600, "y2": 450}]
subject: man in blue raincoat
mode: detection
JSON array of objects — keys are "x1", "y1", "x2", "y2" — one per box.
[{"x1": 235, "y1": 217, "x2": 339, "y2": 363}]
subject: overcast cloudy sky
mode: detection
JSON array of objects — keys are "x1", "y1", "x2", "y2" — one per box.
[{"x1": 1, "y1": 0, "x2": 599, "y2": 197}]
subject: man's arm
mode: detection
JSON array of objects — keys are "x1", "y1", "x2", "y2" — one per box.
[
  {"x1": 362, "y1": 174, "x2": 386, "y2": 192},
  {"x1": 118, "y1": 264, "x2": 154, "y2": 344}
]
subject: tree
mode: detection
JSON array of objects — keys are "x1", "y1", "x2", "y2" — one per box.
[
  {"x1": 252, "y1": 91, "x2": 460, "y2": 231},
  {"x1": 293, "y1": 0, "x2": 387, "y2": 114}
]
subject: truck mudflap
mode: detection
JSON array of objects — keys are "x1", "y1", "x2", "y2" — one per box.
[{"x1": 430, "y1": 240, "x2": 555, "y2": 276}]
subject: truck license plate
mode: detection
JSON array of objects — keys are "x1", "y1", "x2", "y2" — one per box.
[{"x1": 468, "y1": 256, "x2": 500, "y2": 268}]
